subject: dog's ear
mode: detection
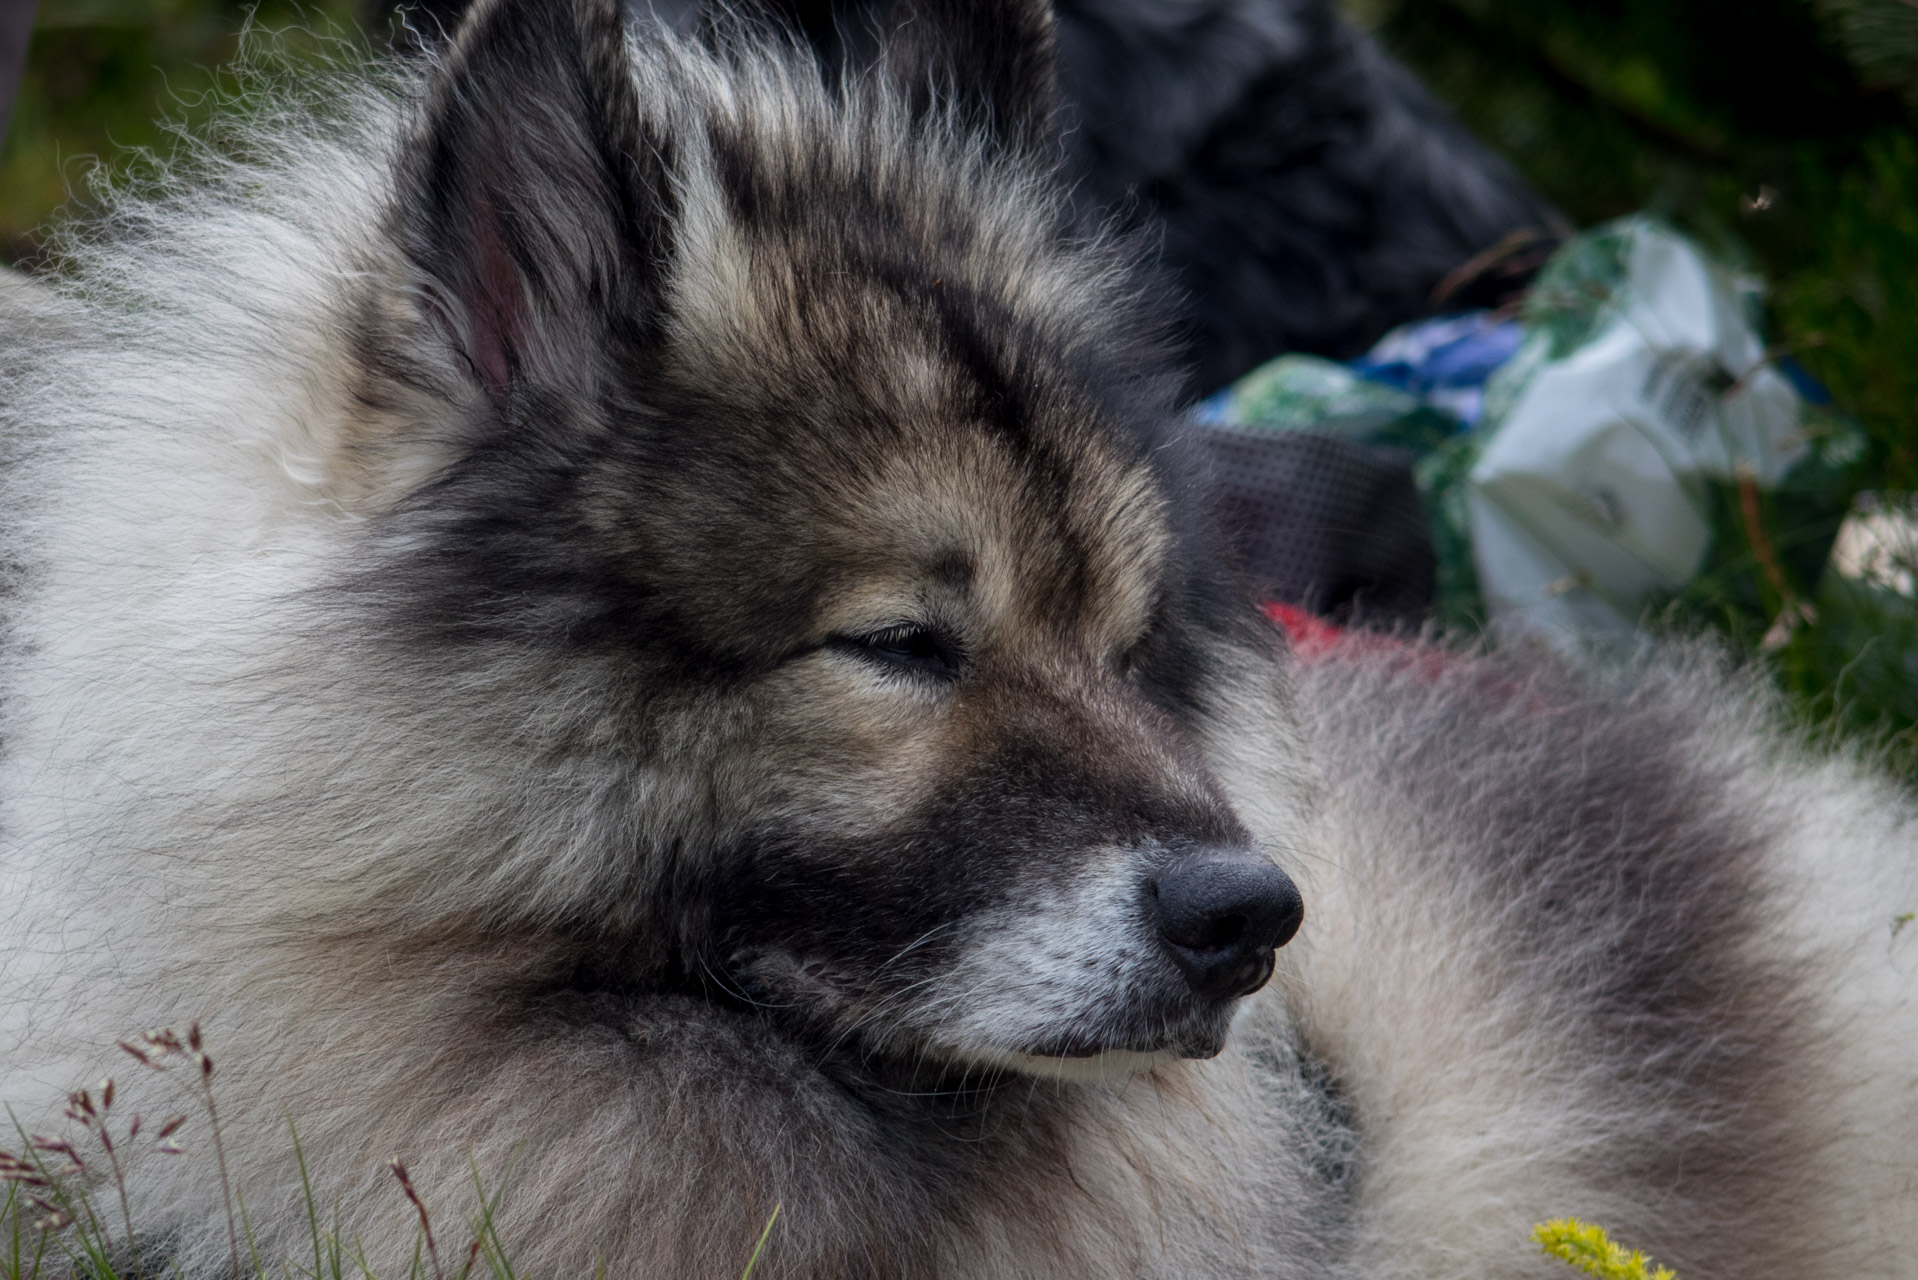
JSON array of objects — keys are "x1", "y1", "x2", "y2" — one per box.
[
  {"x1": 882, "y1": 0, "x2": 1058, "y2": 157},
  {"x1": 396, "y1": 0, "x2": 673, "y2": 397}
]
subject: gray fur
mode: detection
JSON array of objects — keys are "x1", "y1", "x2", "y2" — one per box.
[{"x1": 0, "y1": 2, "x2": 1914, "y2": 1277}]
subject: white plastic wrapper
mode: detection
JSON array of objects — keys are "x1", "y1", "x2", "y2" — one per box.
[{"x1": 1469, "y1": 217, "x2": 1810, "y2": 646}]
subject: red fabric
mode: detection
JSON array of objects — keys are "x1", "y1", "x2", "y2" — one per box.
[
  {"x1": 1263, "y1": 601, "x2": 1347, "y2": 660},
  {"x1": 1264, "y1": 600, "x2": 1458, "y2": 683}
]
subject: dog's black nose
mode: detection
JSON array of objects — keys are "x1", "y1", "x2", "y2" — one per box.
[{"x1": 1150, "y1": 852, "x2": 1303, "y2": 1002}]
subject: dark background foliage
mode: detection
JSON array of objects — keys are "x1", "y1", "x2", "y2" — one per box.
[
  {"x1": 1351, "y1": 0, "x2": 1918, "y2": 771},
  {"x1": 2, "y1": 0, "x2": 1915, "y2": 769}
]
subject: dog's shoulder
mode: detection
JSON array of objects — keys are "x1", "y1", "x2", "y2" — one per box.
[{"x1": 1275, "y1": 640, "x2": 1918, "y2": 1278}]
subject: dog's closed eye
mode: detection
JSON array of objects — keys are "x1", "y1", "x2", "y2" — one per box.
[{"x1": 834, "y1": 624, "x2": 965, "y2": 680}]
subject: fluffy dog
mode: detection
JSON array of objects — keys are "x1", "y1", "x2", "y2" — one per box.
[{"x1": 0, "y1": 0, "x2": 1913, "y2": 1276}]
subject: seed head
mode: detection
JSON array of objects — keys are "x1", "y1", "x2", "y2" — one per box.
[
  {"x1": 28, "y1": 1138, "x2": 80, "y2": 1167},
  {"x1": 0, "y1": 1153, "x2": 50, "y2": 1189},
  {"x1": 388, "y1": 1160, "x2": 420, "y2": 1200},
  {"x1": 138, "y1": 1029, "x2": 186, "y2": 1060}
]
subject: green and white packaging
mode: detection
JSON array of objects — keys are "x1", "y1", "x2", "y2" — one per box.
[{"x1": 1469, "y1": 217, "x2": 1811, "y2": 645}]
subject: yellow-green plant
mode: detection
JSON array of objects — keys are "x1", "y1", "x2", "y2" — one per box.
[{"x1": 1533, "y1": 1219, "x2": 1677, "y2": 1280}]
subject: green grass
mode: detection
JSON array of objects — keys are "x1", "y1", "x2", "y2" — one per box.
[
  {"x1": 0, "y1": 0, "x2": 363, "y2": 264},
  {"x1": 0, "y1": 1029, "x2": 785, "y2": 1280},
  {"x1": 0, "y1": 1026, "x2": 531, "y2": 1280}
]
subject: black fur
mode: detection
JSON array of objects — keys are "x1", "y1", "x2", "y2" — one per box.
[{"x1": 1051, "y1": 0, "x2": 1558, "y2": 391}]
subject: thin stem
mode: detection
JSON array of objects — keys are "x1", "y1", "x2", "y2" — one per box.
[
  {"x1": 739, "y1": 1203, "x2": 782, "y2": 1280},
  {"x1": 95, "y1": 1127, "x2": 138, "y2": 1273},
  {"x1": 388, "y1": 1162, "x2": 443, "y2": 1280},
  {"x1": 197, "y1": 1074, "x2": 242, "y2": 1280}
]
